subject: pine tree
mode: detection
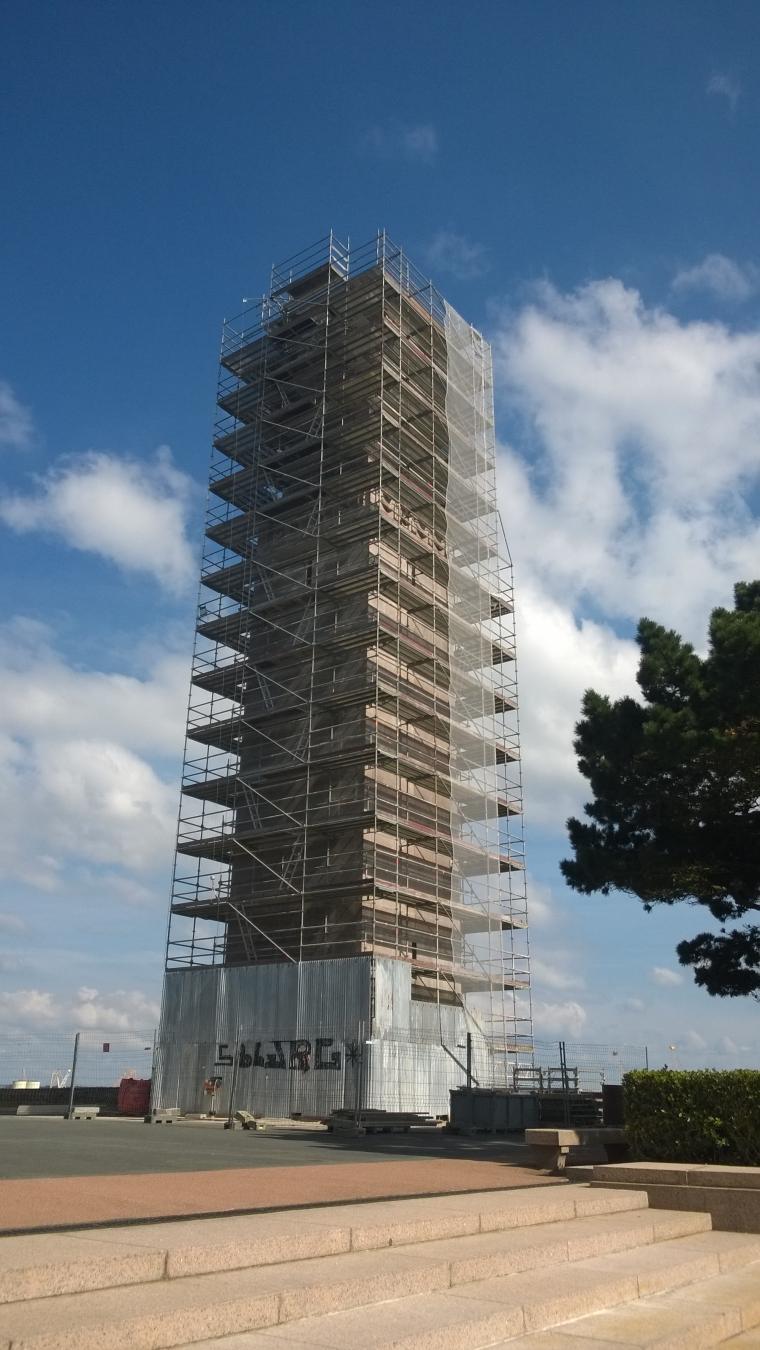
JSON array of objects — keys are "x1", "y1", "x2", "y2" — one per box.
[{"x1": 561, "y1": 583, "x2": 760, "y2": 997}]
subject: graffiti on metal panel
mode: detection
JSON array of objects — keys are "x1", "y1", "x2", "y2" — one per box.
[{"x1": 215, "y1": 1037, "x2": 344, "y2": 1073}]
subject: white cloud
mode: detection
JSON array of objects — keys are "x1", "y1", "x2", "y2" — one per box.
[
  {"x1": 0, "y1": 988, "x2": 58, "y2": 1027},
  {"x1": 523, "y1": 878, "x2": 556, "y2": 927},
  {"x1": 714, "y1": 1035, "x2": 751, "y2": 1058},
  {"x1": 0, "y1": 618, "x2": 188, "y2": 757},
  {"x1": 0, "y1": 737, "x2": 177, "y2": 888},
  {"x1": 495, "y1": 277, "x2": 760, "y2": 642},
  {"x1": 684, "y1": 1029, "x2": 707, "y2": 1051},
  {"x1": 0, "y1": 381, "x2": 33, "y2": 449},
  {"x1": 531, "y1": 955, "x2": 584, "y2": 992},
  {"x1": 0, "y1": 984, "x2": 159, "y2": 1033},
  {"x1": 514, "y1": 580, "x2": 639, "y2": 823},
  {"x1": 707, "y1": 71, "x2": 742, "y2": 112},
  {"x1": 72, "y1": 985, "x2": 160, "y2": 1032},
  {"x1": 493, "y1": 274, "x2": 760, "y2": 962},
  {"x1": 363, "y1": 122, "x2": 438, "y2": 162},
  {"x1": 427, "y1": 230, "x2": 489, "y2": 281},
  {"x1": 651, "y1": 966, "x2": 683, "y2": 987},
  {"x1": 0, "y1": 619, "x2": 187, "y2": 890},
  {"x1": 673, "y1": 253, "x2": 759, "y2": 303},
  {"x1": 532, "y1": 998, "x2": 587, "y2": 1039},
  {"x1": 0, "y1": 446, "x2": 197, "y2": 592}
]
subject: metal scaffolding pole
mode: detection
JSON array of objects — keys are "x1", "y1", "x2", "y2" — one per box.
[{"x1": 163, "y1": 232, "x2": 533, "y2": 1064}]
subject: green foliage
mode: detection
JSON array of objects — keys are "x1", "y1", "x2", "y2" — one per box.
[
  {"x1": 624, "y1": 1070, "x2": 760, "y2": 1165},
  {"x1": 562, "y1": 582, "x2": 760, "y2": 997}
]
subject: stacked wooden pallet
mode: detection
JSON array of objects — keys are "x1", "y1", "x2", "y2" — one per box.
[{"x1": 326, "y1": 1109, "x2": 437, "y2": 1136}]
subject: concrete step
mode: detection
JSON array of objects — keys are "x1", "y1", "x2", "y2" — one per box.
[
  {"x1": 0, "y1": 1184, "x2": 648, "y2": 1304},
  {"x1": 0, "y1": 1205, "x2": 724, "y2": 1349},
  {"x1": 191, "y1": 1239, "x2": 760, "y2": 1348}
]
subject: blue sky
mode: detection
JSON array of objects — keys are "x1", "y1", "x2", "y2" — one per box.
[{"x1": 1, "y1": 1, "x2": 759, "y2": 1064}]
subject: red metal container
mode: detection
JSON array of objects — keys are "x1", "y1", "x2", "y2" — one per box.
[{"x1": 117, "y1": 1077, "x2": 151, "y2": 1116}]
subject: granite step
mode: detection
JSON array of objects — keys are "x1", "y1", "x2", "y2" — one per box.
[
  {"x1": 497, "y1": 1254, "x2": 760, "y2": 1347},
  {"x1": 0, "y1": 1184, "x2": 647, "y2": 1304},
  {"x1": 0, "y1": 1202, "x2": 707, "y2": 1348},
  {"x1": 190, "y1": 1237, "x2": 760, "y2": 1348}
]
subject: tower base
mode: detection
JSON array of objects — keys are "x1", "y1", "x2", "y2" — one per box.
[{"x1": 154, "y1": 957, "x2": 501, "y2": 1118}]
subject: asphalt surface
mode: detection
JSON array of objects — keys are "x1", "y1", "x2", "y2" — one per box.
[{"x1": 0, "y1": 1117, "x2": 528, "y2": 1180}]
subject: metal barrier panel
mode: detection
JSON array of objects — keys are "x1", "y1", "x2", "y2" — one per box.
[{"x1": 0, "y1": 1022, "x2": 651, "y2": 1122}]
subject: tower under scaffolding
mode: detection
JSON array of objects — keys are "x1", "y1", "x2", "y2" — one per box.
[{"x1": 158, "y1": 233, "x2": 532, "y2": 1114}]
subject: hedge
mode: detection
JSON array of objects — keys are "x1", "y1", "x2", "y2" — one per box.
[{"x1": 623, "y1": 1070, "x2": 760, "y2": 1165}]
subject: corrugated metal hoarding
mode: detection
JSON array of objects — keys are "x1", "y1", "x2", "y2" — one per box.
[
  {"x1": 154, "y1": 957, "x2": 371, "y2": 1118},
  {"x1": 154, "y1": 956, "x2": 501, "y2": 1118}
]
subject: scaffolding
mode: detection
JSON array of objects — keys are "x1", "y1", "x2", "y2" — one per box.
[{"x1": 165, "y1": 232, "x2": 532, "y2": 1053}]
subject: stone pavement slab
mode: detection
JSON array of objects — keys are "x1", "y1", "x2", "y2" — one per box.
[{"x1": 0, "y1": 1156, "x2": 561, "y2": 1234}]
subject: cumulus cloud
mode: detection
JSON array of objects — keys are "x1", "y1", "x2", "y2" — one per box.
[
  {"x1": 684, "y1": 1029, "x2": 707, "y2": 1051},
  {"x1": 532, "y1": 998, "x2": 587, "y2": 1039},
  {"x1": 531, "y1": 955, "x2": 585, "y2": 992},
  {"x1": 0, "y1": 984, "x2": 159, "y2": 1033},
  {"x1": 0, "y1": 618, "x2": 188, "y2": 757},
  {"x1": 651, "y1": 966, "x2": 683, "y2": 987},
  {"x1": 673, "y1": 253, "x2": 759, "y2": 303},
  {"x1": 523, "y1": 879, "x2": 556, "y2": 927},
  {"x1": 0, "y1": 381, "x2": 33, "y2": 449},
  {"x1": 495, "y1": 277, "x2": 760, "y2": 641},
  {"x1": 427, "y1": 230, "x2": 489, "y2": 281},
  {"x1": 0, "y1": 620, "x2": 186, "y2": 890},
  {"x1": 73, "y1": 986, "x2": 160, "y2": 1031},
  {"x1": 513, "y1": 580, "x2": 638, "y2": 823},
  {"x1": 0, "y1": 737, "x2": 177, "y2": 888},
  {"x1": 0, "y1": 446, "x2": 197, "y2": 592},
  {"x1": 707, "y1": 71, "x2": 742, "y2": 112},
  {"x1": 362, "y1": 122, "x2": 438, "y2": 162},
  {"x1": 492, "y1": 272, "x2": 760, "y2": 1004},
  {"x1": 0, "y1": 988, "x2": 58, "y2": 1027}
]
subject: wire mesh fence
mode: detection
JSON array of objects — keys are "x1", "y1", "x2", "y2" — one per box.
[
  {"x1": 0, "y1": 1027, "x2": 649, "y2": 1120},
  {"x1": 531, "y1": 1039, "x2": 649, "y2": 1093},
  {"x1": 0, "y1": 1031, "x2": 154, "y2": 1092}
]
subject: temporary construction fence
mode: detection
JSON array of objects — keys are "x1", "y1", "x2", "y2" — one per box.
[
  {"x1": 0, "y1": 1031, "x2": 154, "y2": 1093},
  {"x1": 150, "y1": 1028, "x2": 647, "y2": 1120},
  {"x1": 0, "y1": 1028, "x2": 649, "y2": 1121}
]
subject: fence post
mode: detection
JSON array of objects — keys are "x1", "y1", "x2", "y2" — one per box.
[
  {"x1": 66, "y1": 1032, "x2": 80, "y2": 1120},
  {"x1": 225, "y1": 1028, "x2": 242, "y2": 1130},
  {"x1": 559, "y1": 1040, "x2": 570, "y2": 1126},
  {"x1": 147, "y1": 1027, "x2": 158, "y2": 1115},
  {"x1": 353, "y1": 1021, "x2": 365, "y2": 1126},
  {"x1": 466, "y1": 1032, "x2": 473, "y2": 1090}
]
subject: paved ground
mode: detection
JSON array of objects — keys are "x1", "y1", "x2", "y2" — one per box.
[
  {"x1": 0, "y1": 1117, "x2": 528, "y2": 1180},
  {"x1": 0, "y1": 1117, "x2": 559, "y2": 1234}
]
